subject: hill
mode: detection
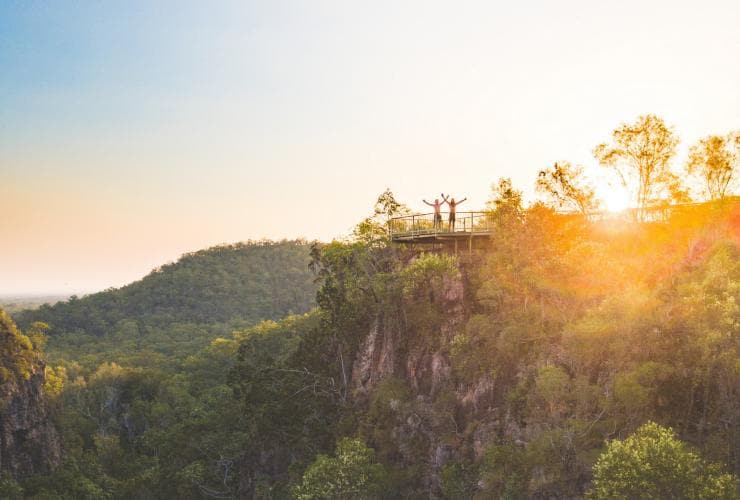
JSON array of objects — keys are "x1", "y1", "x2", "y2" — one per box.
[
  {"x1": 9, "y1": 197, "x2": 739, "y2": 499},
  {"x1": 14, "y1": 240, "x2": 318, "y2": 336}
]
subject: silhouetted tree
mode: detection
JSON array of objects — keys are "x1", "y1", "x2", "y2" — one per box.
[
  {"x1": 594, "y1": 115, "x2": 683, "y2": 220},
  {"x1": 536, "y1": 162, "x2": 598, "y2": 215},
  {"x1": 686, "y1": 132, "x2": 738, "y2": 200}
]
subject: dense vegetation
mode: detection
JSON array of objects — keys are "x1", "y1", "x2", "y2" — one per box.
[
  {"x1": 14, "y1": 240, "x2": 317, "y2": 335},
  {"x1": 0, "y1": 310, "x2": 39, "y2": 384},
  {"x1": 4, "y1": 117, "x2": 738, "y2": 498},
  {"x1": 4, "y1": 240, "x2": 320, "y2": 498},
  {"x1": 589, "y1": 422, "x2": 735, "y2": 499},
  {"x1": 9, "y1": 197, "x2": 736, "y2": 498}
]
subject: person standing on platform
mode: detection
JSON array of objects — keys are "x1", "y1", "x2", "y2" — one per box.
[
  {"x1": 443, "y1": 195, "x2": 467, "y2": 231},
  {"x1": 422, "y1": 195, "x2": 445, "y2": 230}
]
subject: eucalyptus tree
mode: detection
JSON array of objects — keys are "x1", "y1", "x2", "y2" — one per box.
[
  {"x1": 536, "y1": 161, "x2": 598, "y2": 215},
  {"x1": 686, "y1": 132, "x2": 738, "y2": 200},
  {"x1": 594, "y1": 115, "x2": 682, "y2": 220}
]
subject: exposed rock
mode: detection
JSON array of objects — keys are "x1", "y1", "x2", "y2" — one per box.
[
  {"x1": 430, "y1": 352, "x2": 451, "y2": 395},
  {"x1": 352, "y1": 270, "x2": 463, "y2": 400},
  {"x1": 349, "y1": 266, "x2": 479, "y2": 496},
  {"x1": 0, "y1": 361, "x2": 61, "y2": 477},
  {"x1": 472, "y1": 420, "x2": 498, "y2": 460},
  {"x1": 460, "y1": 374, "x2": 495, "y2": 412},
  {"x1": 351, "y1": 317, "x2": 397, "y2": 397},
  {"x1": 0, "y1": 311, "x2": 61, "y2": 478}
]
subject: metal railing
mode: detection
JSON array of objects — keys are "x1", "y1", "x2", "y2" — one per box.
[
  {"x1": 388, "y1": 198, "x2": 739, "y2": 241},
  {"x1": 389, "y1": 211, "x2": 493, "y2": 239}
]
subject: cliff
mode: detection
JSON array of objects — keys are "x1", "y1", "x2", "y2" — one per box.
[
  {"x1": 342, "y1": 209, "x2": 740, "y2": 498},
  {"x1": 350, "y1": 260, "x2": 480, "y2": 496},
  {"x1": 0, "y1": 310, "x2": 61, "y2": 478}
]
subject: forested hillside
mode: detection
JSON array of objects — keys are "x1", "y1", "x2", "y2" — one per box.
[
  {"x1": 8, "y1": 194, "x2": 737, "y2": 499},
  {"x1": 5, "y1": 117, "x2": 739, "y2": 499},
  {"x1": 223, "y1": 192, "x2": 738, "y2": 499},
  {"x1": 15, "y1": 240, "x2": 317, "y2": 335},
  {"x1": 3, "y1": 240, "x2": 320, "y2": 498}
]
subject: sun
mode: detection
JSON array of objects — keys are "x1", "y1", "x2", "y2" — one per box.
[
  {"x1": 584, "y1": 168, "x2": 633, "y2": 214},
  {"x1": 602, "y1": 187, "x2": 631, "y2": 213}
]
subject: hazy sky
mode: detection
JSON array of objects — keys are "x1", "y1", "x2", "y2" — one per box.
[{"x1": 1, "y1": 1, "x2": 739, "y2": 295}]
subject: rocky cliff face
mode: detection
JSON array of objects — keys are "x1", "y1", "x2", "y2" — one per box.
[
  {"x1": 0, "y1": 362, "x2": 61, "y2": 477},
  {"x1": 348, "y1": 260, "x2": 535, "y2": 496},
  {"x1": 350, "y1": 267, "x2": 482, "y2": 495},
  {"x1": 351, "y1": 271, "x2": 465, "y2": 397},
  {"x1": 0, "y1": 311, "x2": 61, "y2": 478}
]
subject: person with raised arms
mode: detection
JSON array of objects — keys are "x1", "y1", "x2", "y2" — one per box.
[
  {"x1": 443, "y1": 194, "x2": 467, "y2": 231},
  {"x1": 422, "y1": 194, "x2": 445, "y2": 230}
]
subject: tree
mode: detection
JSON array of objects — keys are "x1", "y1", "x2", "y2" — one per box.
[
  {"x1": 593, "y1": 115, "x2": 682, "y2": 220},
  {"x1": 0, "y1": 308, "x2": 38, "y2": 382},
  {"x1": 292, "y1": 438, "x2": 386, "y2": 500},
  {"x1": 487, "y1": 177, "x2": 524, "y2": 233},
  {"x1": 354, "y1": 189, "x2": 410, "y2": 245},
  {"x1": 589, "y1": 422, "x2": 737, "y2": 499},
  {"x1": 536, "y1": 162, "x2": 598, "y2": 215},
  {"x1": 686, "y1": 132, "x2": 738, "y2": 200}
]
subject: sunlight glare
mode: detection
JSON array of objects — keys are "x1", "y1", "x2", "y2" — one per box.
[{"x1": 602, "y1": 187, "x2": 631, "y2": 213}]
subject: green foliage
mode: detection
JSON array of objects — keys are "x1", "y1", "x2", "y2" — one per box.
[
  {"x1": 531, "y1": 365, "x2": 571, "y2": 419},
  {"x1": 230, "y1": 312, "x2": 338, "y2": 496},
  {"x1": 15, "y1": 240, "x2": 318, "y2": 335},
  {"x1": 9, "y1": 242, "x2": 322, "y2": 498},
  {"x1": 0, "y1": 471, "x2": 23, "y2": 499},
  {"x1": 27, "y1": 321, "x2": 50, "y2": 351},
  {"x1": 19, "y1": 316, "x2": 257, "y2": 499},
  {"x1": 487, "y1": 177, "x2": 524, "y2": 232},
  {"x1": 478, "y1": 443, "x2": 528, "y2": 499},
  {"x1": 12, "y1": 238, "x2": 372, "y2": 498},
  {"x1": 0, "y1": 308, "x2": 39, "y2": 383},
  {"x1": 292, "y1": 438, "x2": 386, "y2": 500},
  {"x1": 354, "y1": 189, "x2": 410, "y2": 246},
  {"x1": 43, "y1": 364, "x2": 67, "y2": 396},
  {"x1": 358, "y1": 377, "x2": 412, "y2": 464},
  {"x1": 400, "y1": 253, "x2": 458, "y2": 298},
  {"x1": 308, "y1": 238, "x2": 406, "y2": 396},
  {"x1": 12, "y1": 250, "x2": 320, "y2": 499},
  {"x1": 440, "y1": 461, "x2": 478, "y2": 499},
  {"x1": 449, "y1": 333, "x2": 481, "y2": 383},
  {"x1": 8, "y1": 184, "x2": 740, "y2": 499},
  {"x1": 612, "y1": 361, "x2": 674, "y2": 424},
  {"x1": 589, "y1": 422, "x2": 738, "y2": 499}
]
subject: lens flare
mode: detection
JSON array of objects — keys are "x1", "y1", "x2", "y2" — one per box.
[{"x1": 602, "y1": 188, "x2": 631, "y2": 213}]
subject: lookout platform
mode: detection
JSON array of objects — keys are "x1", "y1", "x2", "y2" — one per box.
[{"x1": 389, "y1": 211, "x2": 493, "y2": 250}]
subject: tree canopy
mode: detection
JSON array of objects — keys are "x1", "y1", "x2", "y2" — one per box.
[
  {"x1": 15, "y1": 240, "x2": 318, "y2": 335},
  {"x1": 686, "y1": 132, "x2": 739, "y2": 201},
  {"x1": 594, "y1": 114, "x2": 683, "y2": 219},
  {"x1": 7, "y1": 116, "x2": 740, "y2": 499},
  {"x1": 589, "y1": 422, "x2": 736, "y2": 499}
]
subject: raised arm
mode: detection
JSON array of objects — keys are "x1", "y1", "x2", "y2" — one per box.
[
  {"x1": 422, "y1": 199, "x2": 434, "y2": 207},
  {"x1": 441, "y1": 194, "x2": 450, "y2": 204},
  {"x1": 458, "y1": 197, "x2": 467, "y2": 205}
]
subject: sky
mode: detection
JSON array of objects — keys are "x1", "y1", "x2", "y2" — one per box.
[{"x1": 1, "y1": 0, "x2": 739, "y2": 295}]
